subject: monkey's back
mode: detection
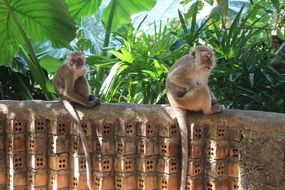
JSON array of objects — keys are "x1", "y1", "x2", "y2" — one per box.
[{"x1": 53, "y1": 64, "x2": 70, "y2": 96}]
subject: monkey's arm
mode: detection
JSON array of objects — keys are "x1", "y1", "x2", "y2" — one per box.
[
  {"x1": 63, "y1": 78, "x2": 94, "y2": 107},
  {"x1": 167, "y1": 81, "x2": 195, "y2": 98}
]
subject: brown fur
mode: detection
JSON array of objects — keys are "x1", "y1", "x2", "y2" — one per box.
[{"x1": 166, "y1": 45, "x2": 222, "y2": 190}]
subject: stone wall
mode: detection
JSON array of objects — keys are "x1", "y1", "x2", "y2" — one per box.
[{"x1": 0, "y1": 100, "x2": 284, "y2": 190}]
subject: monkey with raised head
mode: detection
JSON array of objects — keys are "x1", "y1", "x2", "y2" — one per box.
[
  {"x1": 53, "y1": 52, "x2": 100, "y2": 190},
  {"x1": 166, "y1": 45, "x2": 222, "y2": 190}
]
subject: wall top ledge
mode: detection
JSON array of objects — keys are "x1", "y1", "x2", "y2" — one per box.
[{"x1": 0, "y1": 100, "x2": 284, "y2": 139}]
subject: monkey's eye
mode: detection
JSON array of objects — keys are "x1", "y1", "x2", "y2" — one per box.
[
  {"x1": 191, "y1": 51, "x2": 195, "y2": 58},
  {"x1": 71, "y1": 58, "x2": 76, "y2": 63}
]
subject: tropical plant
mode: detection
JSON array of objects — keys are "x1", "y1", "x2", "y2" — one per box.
[
  {"x1": 92, "y1": 22, "x2": 183, "y2": 103},
  {"x1": 0, "y1": 0, "x2": 157, "y2": 100}
]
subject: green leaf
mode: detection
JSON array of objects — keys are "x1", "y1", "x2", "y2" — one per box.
[
  {"x1": 102, "y1": 0, "x2": 156, "y2": 32},
  {"x1": 110, "y1": 49, "x2": 133, "y2": 63},
  {"x1": 65, "y1": 0, "x2": 102, "y2": 20},
  {"x1": 271, "y1": 0, "x2": 280, "y2": 11},
  {"x1": 0, "y1": 0, "x2": 76, "y2": 63},
  {"x1": 39, "y1": 56, "x2": 61, "y2": 74}
]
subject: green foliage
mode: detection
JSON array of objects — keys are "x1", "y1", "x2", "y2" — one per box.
[
  {"x1": 204, "y1": 4, "x2": 285, "y2": 112},
  {"x1": 94, "y1": 22, "x2": 182, "y2": 104},
  {"x1": 0, "y1": 0, "x2": 285, "y2": 113},
  {"x1": 102, "y1": 0, "x2": 157, "y2": 32},
  {"x1": 65, "y1": 0, "x2": 102, "y2": 20},
  {"x1": 0, "y1": 0, "x2": 77, "y2": 63}
]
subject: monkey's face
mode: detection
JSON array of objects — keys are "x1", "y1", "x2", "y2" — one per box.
[
  {"x1": 192, "y1": 46, "x2": 216, "y2": 72},
  {"x1": 68, "y1": 54, "x2": 85, "y2": 70}
]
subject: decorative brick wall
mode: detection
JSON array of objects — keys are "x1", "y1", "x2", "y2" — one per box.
[{"x1": 0, "y1": 100, "x2": 284, "y2": 190}]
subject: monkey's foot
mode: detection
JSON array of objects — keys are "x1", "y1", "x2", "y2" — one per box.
[
  {"x1": 88, "y1": 95, "x2": 100, "y2": 106},
  {"x1": 211, "y1": 104, "x2": 222, "y2": 113}
]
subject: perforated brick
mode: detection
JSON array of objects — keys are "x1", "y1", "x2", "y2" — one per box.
[
  {"x1": 158, "y1": 157, "x2": 179, "y2": 174},
  {"x1": 48, "y1": 153, "x2": 68, "y2": 171},
  {"x1": 48, "y1": 170, "x2": 69, "y2": 189},
  {"x1": 137, "y1": 173, "x2": 157, "y2": 190},
  {"x1": 27, "y1": 169, "x2": 47, "y2": 188},
  {"x1": 116, "y1": 137, "x2": 136, "y2": 155},
  {"x1": 159, "y1": 137, "x2": 179, "y2": 156},
  {"x1": 94, "y1": 137, "x2": 115, "y2": 155},
  {"x1": 27, "y1": 154, "x2": 47, "y2": 169},
  {"x1": 137, "y1": 137, "x2": 158, "y2": 156},
  {"x1": 93, "y1": 155, "x2": 113, "y2": 173},
  {"x1": 93, "y1": 172, "x2": 114, "y2": 190},
  {"x1": 159, "y1": 174, "x2": 179, "y2": 190},
  {"x1": 115, "y1": 156, "x2": 136, "y2": 173},
  {"x1": 187, "y1": 159, "x2": 203, "y2": 177},
  {"x1": 115, "y1": 173, "x2": 136, "y2": 190},
  {"x1": 137, "y1": 156, "x2": 157, "y2": 172},
  {"x1": 206, "y1": 140, "x2": 228, "y2": 159}
]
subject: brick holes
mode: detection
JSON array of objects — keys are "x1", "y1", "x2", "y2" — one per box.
[
  {"x1": 116, "y1": 178, "x2": 122, "y2": 188},
  {"x1": 117, "y1": 142, "x2": 123, "y2": 153},
  {"x1": 218, "y1": 127, "x2": 225, "y2": 138},
  {"x1": 161, "y1": 179, "x2": 167, "y2": 189},
  {"x1": 125, "y1": 160, "x2": 133, "y2": 170},
  {"x1": 58, "y1": 158, "x2": 67, "y2": 169},
  {"x1": 28, "y1": 174, "x2": 33, "y2": 183},
  {"x1": 146, "y1": 160, "x2": 154, "y2": 170},
  {"x1": 72, "y1": 177, "x2": 78, "y2": 187},
  {"x1": 194, "y1": 127, "x2": 202, "y2": 139},
  {"x1": 170, "y1": 124, "x2": 178, "y2": 136},
  {"x1": 50, "y1": 176, "x2": 56, "y2": 185},
  {"x1": 217, "y1": 164, "x2": 225, "y2": 175},
  {"x1": 233, "y1": 184, "x2": 239, "y2": 189},
  {"x1": 80, "y1": 159, "x2": 86, "y2": 170},
  {"x1": 58, "y1": 123, "x2": 66, "y2": 133},
  {"x1": 231, "y1": 148, "x2": 239, "y2": 159},
  {"x1": 161, "y1": 144, "x2": 167, "y2": 154},
  {"x1": 36, "y1": 120, "x2": 46, "y2": 131},
  {"x1": 8, "y1": 139, "x2": 12, "y2": 151},
  {"x1": 208, "y1": 146, "x2": 214, "y2": 157},
  {"x1": 194, "y1": 163, "x2": 201, "y2": 175},
  {"x1": 50, "y1": 139, "x2": 55, "y2": 151},
  {"x1": 95, "y1": 141, "x2": 101, "y2": 153},
  {"x1": 103, "y1": 160, "x2": 110, "y2": 170},
  {"x1": 126, "y1": 124, "x2": 134, "y2": 135},
  {"x1": 36, "y1": 157, "x2": 44, "y2": 167},
  {"x1": 81, "y1": 124, "x2": 88, "y2": 135},
  {"x1": 14, "y1": 157, "x2": 23, "y2": 168},
  {"x1": 147, "y1": 124, "x2": 155, "y2": 135},
  {"x1": 29, "y1": 139, "x2": 34, "y2": 149},
  {"x1": 138, "y1": 141, "x2": 144, "y2": 154},
  {"x1": 207, "y1": 182, "x2": 213, "y2": 190},
  {"x1": 170, "y1": 161, "x2": 177, "y2": 172},
  {"x1": 72, "y1": 140, "x2": 78, "y2": 151},
  {"x1": 103, "y1": 124, "x2": 111, "y2": 135},
  {"x1": 14, "y1": 120, "x2": 24, "y2": 132},
  {"x1": 139, "y1": 178, "x2": 144, "y2": 188},
  {"x1": 94, "y1": 177, "x2": 100, "y2": 187}
]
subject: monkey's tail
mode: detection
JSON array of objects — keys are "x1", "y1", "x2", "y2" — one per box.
[
  {"x1": 62, "y1": 100, "x2": 93, "y2": 190},
  {"x1": 173, "y1": 107, "x2": 188, "y2": 190}
]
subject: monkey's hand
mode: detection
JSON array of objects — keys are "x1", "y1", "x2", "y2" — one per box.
[{"x1": 211, "y1": 104, "x2": 222, "y2": 114}]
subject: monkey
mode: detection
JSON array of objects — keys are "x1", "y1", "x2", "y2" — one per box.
[
  {"x1": 53, "y1": 52, "x2": 100, "y2": 190},
  {"x1": 165, "y1": 45, "x2": 222, "y2": 190},
  {"x1": 53, "y1": 51, "x2": 99, "y2": 107}
]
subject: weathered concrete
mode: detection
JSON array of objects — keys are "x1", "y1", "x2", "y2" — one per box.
[{"x1": 0, "y1": 100, "x2": 284, "y2": 190}]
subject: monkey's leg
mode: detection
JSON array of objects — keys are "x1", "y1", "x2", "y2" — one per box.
[
  {"x1": 74, "y1": 76, "x2": 90, "y2": 99},
  {"x1": 75, "y1": 77, "x2": 100, "y2": 105}
]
